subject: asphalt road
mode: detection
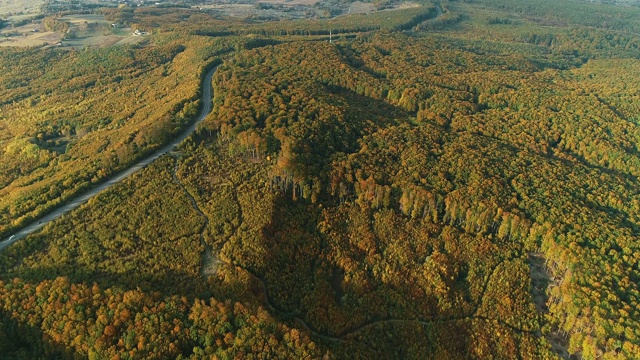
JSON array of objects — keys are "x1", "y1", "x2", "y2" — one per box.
[{"x1": 0, "y1": 66, "x2": 218, "y2": 252}]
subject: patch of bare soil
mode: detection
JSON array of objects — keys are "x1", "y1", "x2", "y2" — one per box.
[
  {"x1": 348, "y1": 2, "x2": 375, "y2": 14},
  {"x1": 94, "y1": 35, "x2": 122, "y2": 47},
  {"x1": 36, "y1": 31, "x2": 62, "y2": 43},
  {"x1": 529, "y1": 253, "x2": 572, "y2": 359},
  {"x1": 201, "y1": 246, "x2": 222, "y2": 278},
  {"x1": 387, "y1": 2, "x2": 422, "y2": 10}
]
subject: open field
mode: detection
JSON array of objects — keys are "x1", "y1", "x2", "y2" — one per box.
[
  {"x1": 0, "y1": 33, "x2": 58, "y2": 47},
  {"x1": 0, "y1": 0, "x2": 44, "y2": 17},
  {"x1": 60, "y1": 13, "x2": 110, "y2": 25},
  {"x1": 198, "y1": 3, "x2": 317, "y2": 19},
  {"x1": 347, "y1": 1, "x2": 375, "y2": 14},
  {"x1": 59, "y1": 13, "x2": 146, "y2": 48},
  {"x1": 198, "y1": 0, "x2": 423, "y2": 19},
  {"x1": 257, "y1": 0, "x2": 319, "y2": 4},
  {"x1": 339, "y1": 1, "x2": 422, "y2": 16},
  {"x1": 389, "y1": 1, "x2": 422, "y2": 10},
  {"x1": 1, "y1": 13, "x2": 146, "y2": 48},
  {"x1": 62, "y1": 32, "x2": 146, "y2": 48},
  {"x1": 0, "y1": 22, "x2": 60, "y2": 47}
]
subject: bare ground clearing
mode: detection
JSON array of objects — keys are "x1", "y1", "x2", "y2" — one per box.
[{"x1": 529, "y1": 253, "x2": 572, "y2": 359}]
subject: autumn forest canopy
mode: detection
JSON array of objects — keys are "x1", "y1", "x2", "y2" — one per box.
[{"x1": 1, "y1": 0, "x2": 640, "y2": 359}]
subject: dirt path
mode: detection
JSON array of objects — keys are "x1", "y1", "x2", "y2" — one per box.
[{"x1": 170, "y1": 155, "x2": 218, "y2": 278}]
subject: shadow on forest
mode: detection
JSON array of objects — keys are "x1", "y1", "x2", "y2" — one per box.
[
  {"x1": 2, "y1": 262, "x2": 206, "y2": 298},
  {"x1": 0, "y1": 308, "x2": 77, "y2": 360},
  {"x1": 0, "y1": 232, "x2": 209, "y2": 299},
  {"x1": 325, "y1": 83, "x2": 410, "y2": 127},
  {"x1": 243, "y1": 194, "x2": 476, "y2": 357},
  {"x1": 254, "y1": 194, "x2": 537, "y2": 360}
]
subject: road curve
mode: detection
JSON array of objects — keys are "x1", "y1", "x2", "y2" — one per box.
[{"x1": 0, "y1": 66, "x2": 219, "y2": 252}]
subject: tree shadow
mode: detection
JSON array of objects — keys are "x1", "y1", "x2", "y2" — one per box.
[
  {"x1": 227, "y1": 191, "x2": 493, "y2": 357},
  {"x1": 0, "y1": 308, "x2": 70, "y2": 360},
  {"x1": 1, "y1": 259, "x2": 207, "y2": 298}
]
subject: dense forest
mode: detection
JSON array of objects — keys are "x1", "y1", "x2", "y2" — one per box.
[{"x1": 1, "y1": 0, "x2": 640, "y2": 359}]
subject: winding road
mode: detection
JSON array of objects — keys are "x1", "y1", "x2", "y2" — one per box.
[{"x1": 0, "y1": 66, "x2": 218, "y2": 252}]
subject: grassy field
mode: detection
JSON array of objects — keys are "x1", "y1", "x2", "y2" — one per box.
[
  {"x1": 59, "y1": 14, "x2": 146, "y2": 49},
  {"x1": 0, "y1": 21, "x2": 59, "y2": 47},
  {"x1": 0, "y1": 0, "x2": 44, "y2": 17},
  {"x1": 258, "y1": 0, "x2": 319, "y2": 4},
  {"x1": 198, "y1": 0, "x2": 423, "y2": 20},
  {"x1": 0, "y1": 13, "x2": 146, "y2": 48},
  {"x1": 61, "y1": 13, "x2": 109, "y2": 25},
  {"x1": 347, "y1": 1, "x2": 375, "y2": 14},
  {"x1": 0, "y1": 33, "x2": 58, "y2": 47},
  {"x1": 198, "y1": 2, "x2": 318, "y2": 19},
  {"x1": 62, "y1": 33, "x2": 146, "y2": 48}
]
